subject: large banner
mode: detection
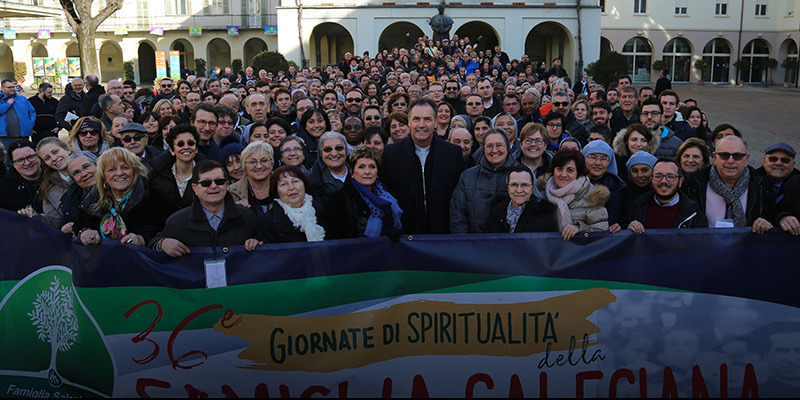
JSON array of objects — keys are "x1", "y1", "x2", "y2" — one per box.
[{"x1": 1, "y1": 211, "x2": 799, "y2": 398}]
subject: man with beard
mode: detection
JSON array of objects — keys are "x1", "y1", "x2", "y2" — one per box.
[
  {"x1": 591, "y1": 101, "x2": 612, "y2": 130},
  {"x1": 444, "y1": 80, "x2": 465, "y2": 114},
  {"x1": 28, "y1": 83, "x2": 59, "y2": 144},
  {"x1": 625, "y1": 158, "x2": 706, "y2": 232}
]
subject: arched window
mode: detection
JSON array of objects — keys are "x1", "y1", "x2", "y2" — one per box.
[
  {"x1": 784, "y1": 40, "x2": 798, "y2": 84},
  {"x1": 662, "y1": 38, "x2": 692, "y2": 82},
  {"x1": 741, "y1": 39, "x2": 769, "y2": 83},
  {"x1": 622, "y1": 37, "x2": 652, "y2": 82},
  {"x1": 702, "y1": 39, "x2": 731, "y2": 83}
]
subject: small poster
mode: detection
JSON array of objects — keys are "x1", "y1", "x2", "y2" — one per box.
[
  {"x1": 189, "y1": 26, "x2": 202, "y2": 36},
  {"x1": 44, "y1": 57, "x2": 57, "y2": 76},
  {"x1": 38, "y1": 29, "x2": 51, "y2": 39},
  {"x1": 67, "y1": 58, "x2": 81, "y2": 77},
  {"x1": 150, "y1": 27, "x2": 164, "y2": 36},
  {"x1": 3, "y1": 30, "x2": 16, "y2": 40},
  {"x1": 56, "y1": 58, "x2": 68, "y2": 76},
  {"x1": 114, "y1": 27, "x2": 128, "y2": 36},
  {"x1": 169, "y1": 50, "x2": 181, "y2": 80},
  {"x1": 32, "y1": 58, "x2": 46, "y2": 77},
  {"x1": 264, "y1": 25, "x2": 277, "y2": 35},
  {"x1": 226, "y1": 26, "x2": 239, "y2": 36},
  {"x1": 155, "y1": 51, "x2": 167, "y2": 78}
]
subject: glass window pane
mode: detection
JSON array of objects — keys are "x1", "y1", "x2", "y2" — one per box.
[
  {"x1": 635, "y1": 37, "x2": 652, "y2": 52},
  {"x1": 623, "y1": 39, "x2": 636, "y2": 53}
]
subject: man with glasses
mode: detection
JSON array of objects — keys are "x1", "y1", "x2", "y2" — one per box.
[
  {"x1": 151, "y1": 159, "x2": 260, "y2": 257},
  {"x1": 755, "y1": 143, "x2": 798, "y2": 205},
  {"x1": 465, "y1": 93, "x2": 484, "y2": 124},
  {"x1": 638, "y1": 98, "x2": 682, "y2": 159},
  {"x1": 0, "y1": 140, "x2": 42, "y2": 212},
  {"x1": 344, "y1": 89, "x2": 364, "y2": 119},
  {"x1": 154, "y1": 77, "x2": 178, "y2": 104},
  {"x1": 89, "y1": 79, "x2": 123, "y2": 119},
  {"x1": 427, "y1": 82, "x2": 444, "y2": 103},
  {"x1": 684, "y1": 136, "x2": 774, "y2": 233},
  {"x1": 191, "y1": 103, "x2": 223, "y2": 162},
  {"x1": 119, "y1": 122, "x2": 163, "y2": 168},
  {"x1": 550, "y1": 91, "x2": 587, "y2": 145},
  {"x1": 625, "y1": 158, "x2": 706, "y2": 233},
  {"x1": 290, "y1": 97, "x2": 315, "y2": 135},
  {"x1": 443, "y1": 80, "x2": 465, "y2": 114},
  {"x1": 0, "y1": 80, "x2": 36, "y2": 159},
  {"x1": 122, "y1": 81, "x2": 143, "y2": 122},
  {"x1": 362, "y1": 106, "x2": 382, "y2": 130}
]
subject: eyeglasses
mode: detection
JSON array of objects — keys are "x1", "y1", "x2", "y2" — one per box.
[
  {"x1": 344, "y1": 124, "x2": 362, "y2": 131},
  {"x1": 196, "y1": 178, "x2": 228, "y2": 187},
  {"x1": 195, "y1": 120, "x2": 217, "y2": 127},
  {"x1": 218, "y1": 120, "x2": 235, "y2": 126},
  {"x1": 509, "y1": 183, "x2": 533, "y2": 189},
  {"x1": 587, "y1": 154, "x2": 610, "y2": 163},
  {"x1": 346, "y1": 97, "x2": 363, "y2": 103},
  {"x1": 282, "y1": 146, "x2": 302, "y2": 154},
  {"x1": 175, "y1": 139, "x2": 196, "y2": 148},
  {"x1": 322, "y1": 145, "x2": 345, "y2": 153},
  {"x1": 79, "y1": 130, "x2": 99, "y2": 137},
  {"x1": 466, "y1": 102, "x2": 482, "y2": 107},
  {"x1": 485, "y1": 143, "x2": 506, "y2": 151},
  {"x1": 121, "y1": 134, "x2": 146, "y2": 143},
  {"x1": 12, "y1": 154, "x2": 37, "y2": 166},
  {"x1": 716, "y1": 152, "x2": 747, "y2": 161},
  {"x1": 652, "y1": 173, "x2": 680, "y2": 182},
  {"x1": 547, "y1": 123, "x2": 562, "y2": 128},
  {"x1": 552, "y1": 102, "x2": 570, "y2": 107},
  {"x1": 767, "y1": 155, "x2": 793, "y2": 164},
  {"x1": 245, "y1": 158, "x2": 273, "y2": 167},
  {"x1": 392, "y1": 102, "x2": 407, "y2": 107},
  {"x1": 641, "y1": 111, "x2": 662, "y2": 117},
  {"x1": 522, "y1": 138, "x2": 545, "y2": 146}
]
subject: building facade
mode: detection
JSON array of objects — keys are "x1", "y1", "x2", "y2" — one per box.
[
  {"x1": 0, "y1": 0, "x2": 601, "y2": 88},
  {"x1": 601, "y1": 0, "x2": 800, "y2": 85}
]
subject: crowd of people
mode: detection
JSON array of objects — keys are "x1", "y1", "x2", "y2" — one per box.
[{"x1": 1, "y1": 32, "x2": 799, "y2": 256}]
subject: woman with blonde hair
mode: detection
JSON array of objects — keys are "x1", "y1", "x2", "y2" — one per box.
[
  {"x1": 152, "y1": 98, "x2": 176, "y2": 119},
  {"x1": 74, "y1": 147, "x2": 163, "y2": 246},
  {"x1": 228, "y1": 140, "x2": 274, "y2": 215},
  {"x1": 67, "y1": 117, "x2": 112, "y2": 156}
]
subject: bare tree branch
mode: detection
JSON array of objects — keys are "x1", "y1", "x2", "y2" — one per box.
[{"x1": 93, "y1": 0, "x2": 125, "y2": 30}]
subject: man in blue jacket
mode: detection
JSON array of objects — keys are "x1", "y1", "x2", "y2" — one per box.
[{"x1": 0, "y1": 80, "x2": 36, "y2": 163}]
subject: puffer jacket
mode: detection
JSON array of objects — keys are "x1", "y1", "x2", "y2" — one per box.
[
  {"x1": 653, "y1": 126, "x2": 683, "y2": 159},
  {"x1": 450, "y1": 154, "x2": 516, "y2": 233},
  {"x1": 540, "y1": 175, "x2": 610, "y2": 232}
]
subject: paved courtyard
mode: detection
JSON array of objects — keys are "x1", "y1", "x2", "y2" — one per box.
[{"x1": 663, "y1": 84, "x2": 800, "y2": 165}]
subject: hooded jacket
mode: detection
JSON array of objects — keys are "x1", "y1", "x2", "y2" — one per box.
[
  {"x1": 450, "y1": 153, "x2": 516, "y2": 233},
  {"x1": 0, "y1": 93, "x2": 36, "y2": 137},
  {"x1": 612, "y1": 127, "x2": 661, "y2": 183}
]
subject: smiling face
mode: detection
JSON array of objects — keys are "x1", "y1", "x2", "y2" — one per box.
[
  {"x1": 713, "y1": 137, "x2": 749, "y2": 185},
  {"x1": 276, "y1": 173, "x2": 306, "y2": 208},
  {"x1": 508, "y1": 171, "x2": 534, "y2": 208},
  {"x1": 169, "y1": 132, "x2": 198, "y2": 163},
  {"x1": 305, "y1": 112, "x2": 327, "y2": 139},
  {"x1": 321, "y1": 138, "x2": 347, "y2": 173},
  {"x1": 267, "y1": 124, "x2": 288, "y2": 148},
  {"x1": 11, "y1": 147, "x2": 42, "y2": 181},
  {"x1": 244, "y1": 149, "x2": 273, "y2": 182},
  {"x1": 449, "y1": 128, "x2": 473, "y2": 159},
  {"x1": 521, "y1": 129, "x2": 546, "y2": 161},
  {"x1": 483, "y1": 132, "x2": 508, "y2": 168},
  {"x1": 554, "y1": 160, "x2": 578, "y2": 188},
  {"x1": 630, "y1": 164, "x2": 653, "y2": 188},
  {"x1": 225, "y1": 154, "x2": 243, "y2": 181},
  {"x1": 37, "y1": 142, "x2": 69, "y2": 172},
  {"x1": 680, "y1": 147, "x2": 704, "y2": 175},
  {"x1": 408, "y1": 103, "x2": 435, "y2": 147},
  {"x1": 436, "y1": 104, "x2": 452, "y2": 125},
  {"x1": 102, "y1": 158, "x2": 134, "y2": 198},
  {"x1": 763, "y1": 150, "x2": 796, "y2": 180},
  {"x1": 192, "y1": 167, "x2": 229, "y2": 208},
  {"x1": 585, "y1": 153, "x2": 610, "y2": 180},
  {"x1": 389, "y1": 119, "x2": 409, "y2": 142},
  {"x1": 249, "y1": 126, "x2": 269, "y2": 144},
  {"x1": 280, "y1": 139, "x2": 305, "y2": 168},
  {"x1": 493, "y1": 115, "x2": 517, "y2": 143},
  {"x1": 67, "y1": 155, "x2": 97, "y2": 190},
  {"x1": 627, "y1": 131, "x2": 648, "y2": 154}
]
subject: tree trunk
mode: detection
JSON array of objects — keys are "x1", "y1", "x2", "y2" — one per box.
[
  {"x1": 77, "y1": 25, "x2": 99, "y2": 78},
  {"x1": 49, "y1": 340, "x2": 58, "y2": 371}
]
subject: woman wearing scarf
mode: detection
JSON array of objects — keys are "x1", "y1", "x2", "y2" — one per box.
[
  {"x1": 543, "y1": 149, "x2": 610, "y2": 240},
  {"x1": 582, "y1": 139, "x2": 627, "y2": 232},
  {"x1": 257, "y1": 166, "x2": 339, "y2": 243},
  {"x1": 340, "y1": 146, "x2": 403, "y2": 239},
  {"x1": 74, "y1": 147, "x2": 164, "y2": 247}
]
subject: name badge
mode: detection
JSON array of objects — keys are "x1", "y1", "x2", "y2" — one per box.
[
  {"x1": 204, "y1": 258, "x2": 227, "y2": 289},
  {"x1": 715, "y1": 219, "x2": 734, "y2": 228}
]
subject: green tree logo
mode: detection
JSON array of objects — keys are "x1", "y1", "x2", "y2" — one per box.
[{"x1": 27, "y1": 276, "x2": 79, "y2": 387}]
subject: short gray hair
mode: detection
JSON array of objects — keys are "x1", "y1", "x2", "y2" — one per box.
[
  {"x1": 67, "y1": 150, "x2": 98, "y2": 165},
  {"x1": 318, "y1": 131, "x2": 346, "y2": 149},
  {"x1": 241, "y1": 141, "x2": 274, "y2": 174}
]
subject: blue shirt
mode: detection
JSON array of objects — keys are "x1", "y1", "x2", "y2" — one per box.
[{"x1": 202, "y1": 205, "x2": 224, "y2": 231}]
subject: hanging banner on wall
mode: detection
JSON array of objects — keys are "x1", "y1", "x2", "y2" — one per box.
[
  {"x1": 67, "y1": 58, "x2": 81, "y2": 77},
  {"x1": 56, "y1": 58, "x2": 68, "y2": 76},
  {"x1": 264, "y1": 25, "x2": 277, "y2": 35},
  {"x1": 32, "y1": 58, "x2": 45, "y2": 77},
  {"x1": 43, "y1": 57, "x2": 56, "y2": 76},
  {"x1": 155, "y1": 50, "x2": 167, "y2": 79},
  {"x1": 113, "y1": 27, "x2": 128, "y2": 36},
  {"x1": 37, "y1": 29, "x2": 51, "y2": 39},
  {"x1": 150, "y1": 27, "x2": 164, "y2": 36},
  {"x1": 189, "y1": 26, "x2": 202, "y2": 36},
  {"x1": 226, "y1": 26, "x2": 239, "y2": 36},
  {"x1": 3, "y1": 30, "x2": 16, "y2": 39},
  {"x1": 169, "y1": 50, "x2": 181, "y2": 80}
]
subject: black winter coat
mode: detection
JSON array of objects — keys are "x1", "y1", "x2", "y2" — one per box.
[
  {"x1": 624, "y1": 190, "x2": 708, "y2": 229},
  {"x1": 775, "y1": 175, "x2": 800, "y2": 223},
  {"x1": 54, "y1": 90, "x2": 86, "y2": 130},
  {"x1": 256, "y1": 195, "x2": 345, "y2": 243},
  {"x1": 58, "y1": 182, "x2": 90, "y2": 227},
  {"x1": 147, "y1": 152, "x2": 205, "y2": 221},
  {"x1": 380, "y1": 136, "x2": 464, "y2": 234},
  {"x1": 484, "y1": 198, "x2": 558, "y2": 233},
  {"x1": 150, "y1": 193, "x2": 258, "y2": 250},
  {"x1": 338, "y1": 176, "x2": 399, "y2": 238},
  {"x1": 683, "y1": 166, "x2": 774, "y2": 226},
  {"x1": 74, "y1": 177, "x2": 164, "y2": 244},
  {"x1": 0, "y1": 168, "x2": 42, "y2": 212}
]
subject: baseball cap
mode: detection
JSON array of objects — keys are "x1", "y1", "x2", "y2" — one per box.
[{"x1": 765, "y1": 142, "x2": 796, "y2": 157}]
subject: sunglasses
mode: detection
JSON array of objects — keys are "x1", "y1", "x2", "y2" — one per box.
[
  {"x1": 79, "y1": 130, "x2": 99, "y2": 137},
  {"x1": 768, "y1": 155, "x2": 793, "y2": 164},
  {"x1": 161, "y1": 84, "x2": 173, "y2": 88},
  {"x1": 346, "y1": 97, "x2": 363, "y2": 103},
  {"x1": 322, "y1": 145, "x2": 345, "y2": 153},
  {"x1": 716, "y1": 152, "x2": 747, "y2": 161},
  {"x1": 552, "y1": 102, "x2": 570, "y2": 107},
  {"x1": 364, "y1": 116, "x2": 380, "y2": 121},
  {"x1": 392, "y1": 102, "x2": 407, "y2": 107},
  {"x1": 344, "y1": 124, "x2": 362, "y2": 131},
  {"x1": 196, "y1": 178, "x2": 228, "y2": 187},
  {"x1": 175, "y1": 139, "x2": 196, "y2": 148},
  {"x1": 466, "y1": 102, "x2": 482, "y2": 107},
  {"x1": 121, "y1": 134, "x2": 146, "y2": 143}
]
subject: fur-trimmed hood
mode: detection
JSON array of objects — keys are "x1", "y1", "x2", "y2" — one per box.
[{"x1": 612, "y1": 128, "x2": 661, "y2": 158}]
